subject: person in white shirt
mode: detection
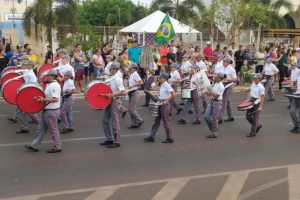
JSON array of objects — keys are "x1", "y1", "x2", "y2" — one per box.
[
  {"x1": 168, "y1": 63, "x2": 183, "y2": 115},
  {"x1": 99, "y1": 62, "x2": 125, "y2": 148},
  {"x1": 213, "y1": 54, "x2": 225, "y2": 74},
  {"x1": 25, "y1": 69, "x2": 62, "y2": 153},
  {"x1": 58, "y1": 55, "x2": 75, "y2": 80},
  {"x1": 195, "y1": 53, "x2": 208, "y2": 73},
  {"x1": 289, "y1": 74, "x2": 300, "y2": 133},
  {"x1": 242, "y1": 73, "x2": 265, "y2": 137},
  {"x1": 143, "y1": 60, "x2": 157, "y2": 106},
  {"x1": 262, "y1": 57, "x2": 279, "y2": 101},
  {"x1": 127, "y1": 63, "x2": 144, "y2": 129},
  {"x1": 60, "y1": 70, "x2": 75, "y2": 134},
  {"x1": 204, "y1": 72, "x2": 225, "y2": 138},
  {"x1": 286, "y1": 61, "x2": 300, "y2": 108},
  {"x1": 219, "y1": 57, "x2": 237, "y2": 123},
  {"x1": 144, "y1": 72, "x2": 175, "y2": 143},
  {"x1": 178, "y1": 65, "x2": 203, "y2": 125}
]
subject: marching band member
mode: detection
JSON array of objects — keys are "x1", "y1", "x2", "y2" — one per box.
[
  {"x1": 127, "y1": 63, "x2": 144, "y2": 129},
  {"x1": 289, "y1": 73, "x2": 300, "y2": 133},
  {"x1": 25, "y1": 69, "x2": 62, "y2": 153},
  {"x1": 60, "y1": 70, "x2": 75, "y2": 134},
  {"x1": 143, "y1": 60, "x2": 157, "y2": 107},
  {"x1": 195, "y1": 53, "x2": 208, "y2": 73},
  {"x1": 285, "y1": 61, "x2": 299, "y2": 108},
  {"x1": 213, "y1": 54, "x2": 225, "y2": 74},
  {"x1": 144, "y1": 72, "x2": 175, "y2": 143},
  {"x1": 178, "y1": 64, "x2": 203, "y2": 125},
  {"x1": 16, "y1": 60, "x2": 40, "y2": 134},
  {"x1": 219, "y1": 57, "x2": 237, "y2": 123},
  {"x1": 99, "y1": 62, "x2": 125, "y2": 148},
  {"x1": 204, "y1": 72, "x2": 225, "y2": 138},
  {"x1": 262, "y1": 57, "x2": 279, "y2": 101},
  {"x1": 242, "y1": 73, "x2": 265, "y2": 137},
  {"x1": 168, "y1": 63, "x2": 183, "y2": 115}
]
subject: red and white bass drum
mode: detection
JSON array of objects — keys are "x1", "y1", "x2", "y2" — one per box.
[{"x1": 85, "y1": 80, "x2": 112, "y2": 110}]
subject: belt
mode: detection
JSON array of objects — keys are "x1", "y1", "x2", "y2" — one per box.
[
  {"x1": 128, "y1": 89, "x2": 138, "y2": 95},
  {"x1": 44, "y1": 108, "x2": 60, "y2": 111},
  {"x1": 212, "y1": 98, "x2": 221, "y2": 101}
]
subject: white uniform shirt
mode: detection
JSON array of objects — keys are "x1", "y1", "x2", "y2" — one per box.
[
  {"x1": 190, "y1": 73, "x2": 199, "y2": 90},
  {"x1": 290, "y1": 68, "x2": 300, "y2": 81},
  {"x1": 59, "y1": 64, "x2": 75, "y2": 78},
  {"x1": 212, "y1": 82, "x2": 225, "y2": 100},
  {"x1": 296, "y1": 76, "x2": 300, "y2": 94},
  {"x1": 128, "y1": 71, "x2": 141, "y2": 89},
  {"x1": 44, "y1": 81, "x2": 61, "y2": 109},
  {"x1": 222, "y1": 64, "x2": 237, "y2": 81},
  {"x1": 146, "y1": 61, "x2": 158, "y2": 78},
  {"x1": 214, "y1": 61, "x2": 223, "y2": 73},
  {"x1": 181, "y1": 61, "x2": 192, "y2": 74},
  {"x1": 23, "y1": 69, "x2": 37, "y2": 83},
  {"x1": 196, "y1": 60, "x2": 207, "y2": 71},
  {"x1": 159, "y1": 81, "x2": 174, "y2": 100},
  {"x1": 63, "y1": 79, "x2": 75, "y2": 93},
  {"x1": 169, "y1": 70, "x2": 180, "y2": 84},
  {"x1": 250, "y1": 82, "x2": 265, "y2": 103},
  {"x1": 264, "y1": 63, "x2": 279, "y2": 76},
  {"x1": 109, "y1": 74, "x2": 125, "y2": 93}
]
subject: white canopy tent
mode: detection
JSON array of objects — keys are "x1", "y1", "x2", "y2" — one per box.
[{"x1": 119, "y1": 10, "x2": 202, "y2": 46}]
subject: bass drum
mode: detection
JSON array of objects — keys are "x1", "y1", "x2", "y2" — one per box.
[
  {"x1": 39, "y1": 69, "x2": 64, "y2": 88},
  {"x1": 237, "y1": 101, "x2": 254, "y2": 111},
  {"x1": 1, "y1": 78, "x2": 25, "y2": 105},
  {"x1": 1, "y1": 66, "x2": 17, "y2": 76},
  {"x1": 0, "y1": 71, "x2": 22, "y2": 86},
  {"x1": 16, "y1": 82, "x2": 46, "y2": 113},
  {"x1": 38, "y1": 64, "x2": 55, "y2": 77},
  {"x1": 85, "y1": 80, "x2": 112, "y2": 110}
]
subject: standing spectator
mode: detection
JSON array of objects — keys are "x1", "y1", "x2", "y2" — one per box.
[
  {"x1": 213, "y1": 44, "x2": 222, "y2": 57},
  {"x1": 53, "y1": 48, "x2": 60, "y2": 66},
  {"x1": 128, "y1": 40, "x2": 143, "y2": 77},
  {"x1": 11, "y1": 45, "x2": 27, "y2": 66},
  {"x1": 27, "y1": 49, "x2": 38, "y2": 64},
  {"x1": 255, "y1": 47, "x2": 266, "y2": 73},
  {"x1": 234, "y1": 45, "x2": 245, "y2": 78},
  {"x1": 229, "y1": 42, "x2": 237, "y2": 55},
  {"x1": 244, "y1": 44, "x2": 255, "y2": 67},
  {"x1": 5, "y1": 43, "x2": 14, "y2": 66},
  {"x1": 73, "y1": 44, "x2": 87, "y2": 93},
  {"x1": 91, "y1": 48, "x2": 105, "y2": 79},
  {"x1": 203, "y1": 41, "x2": 213, "y2": 60},
  {"x1": 166, "y1": 47, "x2": 176, "y2": 73},
  {"x1": 176, "y1": 45, "x2": 183, "y2": 65},
  {"x1": 277, "y1": 49, "x2": 289, "y2": 90},
  {"x1": 101, "y1": 43, "x2": 111, "y2": 66},
  {"x1": 45, "y1": 45, "x2": 53, "y2": 63},
  {"x1": 159, "y1": 43, "x2": 170, "y2": 72},
  {"x1": 0, "y1": 48, "x2": 7, "y2": 74}
]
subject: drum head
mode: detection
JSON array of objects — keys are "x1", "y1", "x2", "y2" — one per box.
[
  {"x1": 85, "y1": 81, "x2": 112, "y2": 110},
  {"x1": 0, "y1": 72, "x2": 21, "y2": 86},
  {"x1": 16, "y1": 85, "x2": 46, "y2": 113},
  {"x1": 238, "y1": 101, "x2": 253, "y2": 109},
  {"x1": 2, "y1": 66, "x2": 16, "y2": 75},
  {"x1": 1, "y1": 79, "x2": 24, "y2": 105},
  {"x1": 38, "y1": 64, "x2": 54, "y2": 76}
]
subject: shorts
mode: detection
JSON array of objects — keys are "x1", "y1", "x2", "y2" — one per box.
[
  {"x1": 75, "y1": 69, "x2": 84, "y2": 81},
  {"x1": 84, "y1": 67, "x2": 89, "y2": 76}
]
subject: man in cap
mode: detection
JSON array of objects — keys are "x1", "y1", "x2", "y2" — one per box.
[
  {"x1": 25, "y1": 69, "x2": 62, "y2": 153},
  {"x1": 99, "y1": 62, "x2": 125, "y2": 148},
  {"x1": 289, "y1": 70, "x2": 300, "y2": 133},
  {"x1": 12, "y1": 44, "x2": 27, "y2": 66},
  {"x1": 241, "y1": 73, "x2": 265, "y2": 137},
  {"x1": 214, "y1": 54, "x2": 225, "y2": 74},
  {"x1": 144, "y1": 72, "x2": 175, "y2": 143},
  {"x1": 195, "y1": 53, "x2": 208, "y2": 72},
  {"x1": 60, "y1": 70, "x2": 75, "y2": 134},
  {"x1": 58, "y1": 55, "x2": 75, "y2": 80},
  {"x1": 262, "y1": 57, "x2": 279, "y2": 101},
  {"x1": 204, "y1": 72, "x2": 225, "y2": 138},
  {"x1": 168, "y1": 63, "x2": 182, "y2": 115},
  {"x1": 127, "y1": 62, "x2": 144, "y2": 128},
  {"x1": 203, "y1": 41, "x2": 213, "y2": 59}
]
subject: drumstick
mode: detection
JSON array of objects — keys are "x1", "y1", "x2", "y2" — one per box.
[{"x1": 10, "y1": 74, "x2": 28, "y2": 81}]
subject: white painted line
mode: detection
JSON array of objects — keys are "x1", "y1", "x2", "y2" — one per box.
[
  {"x1": 288, "y1": 165, "x2": 300, "y2": 200},
  {"x1": 216, "y1": 171, "x2": 248, "y2": 200},
  {"x1": 85, "y1": 187, "x2": 119, "y2": 200},
  {"x1": 152, "y1": 178, "x2": 188, "y2": 200}
]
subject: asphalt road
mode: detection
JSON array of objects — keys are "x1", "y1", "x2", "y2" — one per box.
[{"x1": 0, "y1": 91, "x2": 300, "y2": 200}]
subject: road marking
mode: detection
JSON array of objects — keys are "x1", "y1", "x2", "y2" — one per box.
[
  {"x1": 288, "y1": 166, "x2": 300, "y2": 200},
  {"x1": 216, "y1": 171, "x2": 248, "y2": 200},
  {"x1": 152, "y1": 178, "x2": 188, "y2": 200},
  {"x1": 85, "y1": 187, "x2": 119, "y2": 200}
]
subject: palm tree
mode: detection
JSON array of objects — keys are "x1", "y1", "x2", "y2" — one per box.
[
  {"x1": 21, "y1": 0, "x2": 78, "y2": 47},
  {"x1": 150, "y1": 0, "x2": 206, "y2": 24}
]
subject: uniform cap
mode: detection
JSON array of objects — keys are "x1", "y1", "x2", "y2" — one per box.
[
  {"x1": 253, "y1": 73, "x2": 263, "y2": 79},
  {"x1": 129, "y1": 62, "x2": 139, "y2": 69},
  {"x1": 58, "y1": 49, "x2": 67, "y2": 54},
  {"x1": 64, "y1": 70, "x2": 73, "y2": 77},
  {"x1": 158, "y1": 72, "x2": 170, "y2": 79},
  {"x1": 45, "y1": 69, "x2": 57, "y2": 76},
  {"x1": 266, "y1": 57, "x2": 273, "y2": 62},
  {"x1": 22, "y1": 60, "x2": 35, "y2": 66},
  {"x1": 207, "y1": 41, "x2": 211, "y2": 45},
  {"x1": 110, "y1": 62, "x2": 120, "y2": 70},
  {"x1": 223, "y1": 57, "x2": 231, "y2": 63},
  {"x1": 216, "y1": 72, "x2": 226, "y2": 78}
]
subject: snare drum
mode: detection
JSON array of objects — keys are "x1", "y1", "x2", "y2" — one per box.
[
  {"x1": 282, "y1": 80, "x2": 293, "y2": 88},
  {"x1": 149, "y1": 102, "x2": 161, "y2": 117},
  {"x1": 181, "y1": 89, "x2": 193, "y2": 99},
  {"x1": 284, "y1": 93, "x2": 300, "y2": 99},
  {"x1": 0, "y1": 71, "x2": 22, "y2": 86},
  {"x1": 237, "y1": 101, "x2": 254, "y2": 111},
  {"x1": 85, "y1": 80, "x2": 112, "y2": 110},
  {"x1": 16, "y1": 82, "x2": 46, "y2": 113},
  {"x1": 1, "y1": 78, "x2": 25, "y2": 105}
]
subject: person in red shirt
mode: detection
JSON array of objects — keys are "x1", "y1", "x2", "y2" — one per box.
[
  {"x1": 203, "y1": 41, "x2": 213, "y2": 60},
  {"x1": 159, "y1": 43, "x2": 170, "y2": 71}
]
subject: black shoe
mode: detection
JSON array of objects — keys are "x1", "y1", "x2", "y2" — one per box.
[
  {"x1": 29, "y1": 120, "x2": 38, "y2": 124},
  {"x1": 218, "y1": 119, "x2": 223, "y2": 124},
  {"x1": 206, "y1": 135, "x2": 217, "y2": 138},
  {"x1": 16, "y1": 130, "x2": 29, "y2": 134},
  {"x1": 162, "y1": 138, "x2": 174, "y2": 143},
  {"x1": 99, "y1": 140, "x2": 113, "y2": 146},
  {"x1": 268, "y1": 99, "x2": 275, "y2": 101},
  {"x1": 290, "y1": 127, "x2": 298, "y2": 133},
  {"x1": 137, "y1": 120, "x2": 144, "y2": 127},
  {"x1": 179, "y1": 102, "x2": 185, "y2": 106},
  {"x1": 192, "y1": 120, "x2": 201, "y2": 125},
  {"x1": 46, "y1": 148, "x2": 62, "y2": 153},
  {"x1": 176, "y1": 108, "x2": 183, "y2": 115},
  {"x1": 224, "y1": 117, "x2": 234, "y2": 122},
  {"x1": 291, "y1": 128, "x2": 299, "y2": 133},
  {"x1": 24, "y1": 145, "x2": 39, "y2": 152},
  {"x1": 144, "y1": 137, "x2": 155, "y2": 143},
  {"x1": 169, "y1": 112, "x2": 172, "y2": 117},
  {"x1": 7, "y1": 118, "x2": 17, "y2": 123},
  {"x1": 127, "y1": 125, "x2": 139, "y2": 129},
  {"x1": 188, "y1": 110, "x2": 193, "y2": 114},
  {"x1": 61, "y1": 128, "x2": 74, "y2": 134},
  {"x1": 246, "y1": 133, "x2": 256, "y2": 137},
  {"x1": 256, "y1": 125, "x2": 262, "y2": 133},
  {"x1": 142, "y1": 104, "x2": 149, "y2": 107},
  {"x1": 287, "y1": 105, "x2": 291, "y2": 109},
  {"x1": 57, "y1": 119, "x2": 61, "y2": 123},
  {"x1": 177, "y1": 119, "x2": 186, "y2": 124},
  {"x1": 122, "y1": 111, "x2": 127, "y2": 118},
  {"x1": 107, "y1": 143, "x2": 120, "y2": 148}
]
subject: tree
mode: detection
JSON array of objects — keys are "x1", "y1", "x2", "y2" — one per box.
[{"x1": 22, "y1": 0, "x2": 78, "y2": 47}]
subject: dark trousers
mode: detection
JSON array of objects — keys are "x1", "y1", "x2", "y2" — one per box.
[
  {"x1": 150, "y1": 104, "x2": 173, "y2": 139},
  {"x1": 246, "y1": 103, "x2": 260, "y2": 133}
]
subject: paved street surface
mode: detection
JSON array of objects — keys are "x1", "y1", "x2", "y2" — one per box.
[{"x1": 0, "y1": 91, "x2": 300, "y2": 200}]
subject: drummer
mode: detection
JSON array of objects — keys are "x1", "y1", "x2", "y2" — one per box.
[
  {"x1": 144, "y1": 72, "x2": 175, "y2": 143},
  {"x1": 204, "y1": 72, "x2": 225, "y2": 138},
  {"x1": 60, "y1": 70, "x2": 75, "y2": 134},
  {"x1": 25, "y1": 69, "x2": 62, "y2": 153},
  {"x1": 285, "y1": 61, "x2": 299, "y2": 108},
  {"x1": 127, "y1": 62, "x2": 144, "y2": 129},
  {"x1": 143, "y1": 59, "x2": 157, "y2": 107},
  {"x1": 16, "y1": 60, "x2": 40, "y2": 134},
  {"x1": 177, "y1": 64, "x2": 203, "y2": 125},
  {"x1": 168, "y1": 63, "x2": 183, "y2": 116},
  {"x1": 262, "y1": 57, "x2": 279, "y2": 101},
  {"x1": 241, "y1": 73, "x2": 265, "y2": 137},
  {"x1": 99, "y1": 62, "x2": 125, "y2": 148},
  {"x1": 289, "y1": 72, "x2": 300, "y2": 133}
]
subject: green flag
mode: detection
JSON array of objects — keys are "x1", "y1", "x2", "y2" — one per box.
[{"x1": 154, "y1": 14, "x2": 175, "y2": 44}]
